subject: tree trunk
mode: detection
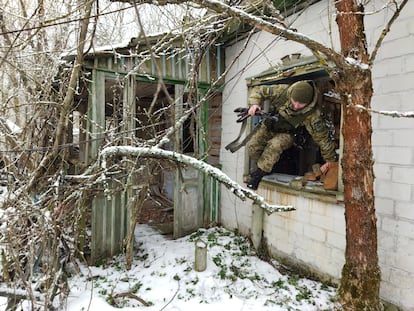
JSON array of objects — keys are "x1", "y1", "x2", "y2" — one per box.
[
  {"x1": 337, "y1": 73, "x2": 381, "y2": 311},
  {"x1": 335, "y1": 1, "x2": 381, "y2": 310}
]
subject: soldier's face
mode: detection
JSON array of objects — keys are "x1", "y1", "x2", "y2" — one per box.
[{"x1": 290, "y1": 98, "x2": 307, "y2": 111}]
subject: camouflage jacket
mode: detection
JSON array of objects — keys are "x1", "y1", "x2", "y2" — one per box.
[{"x1": 248, "y1": 82, "x2": 337, "y2": 162}]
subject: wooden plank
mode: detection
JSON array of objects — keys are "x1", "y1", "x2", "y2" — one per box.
[
  {"x1": 123, "y1": 74, "x2": 136, "y2": 145},
  {"x1": 112, "y1": 190, "x2": 123, "y2": 255},
  {"x1": 91, "y1": 193, "x2": 106, "y2": 264},
  {"x1": 88, "y1": 69, "x2": 105, "y2": 162},
  {"x1": 251, "y1": 204, "x2": 264, "y2": 250},
  {"x1": 174, "y1": 166, "x2": 201, "y2": 238}
]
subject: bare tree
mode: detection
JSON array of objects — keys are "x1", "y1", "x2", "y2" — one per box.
[
  {"x1": 0, "y1": 0, "x2": 288, "y2": 308},
  {"x1": 0, "y1": 0, "x2": 410, "y2": 309},
  {"x1": 0, "y1": 0, "x2": 96, "y2": 309},
  {"x1": 109, "y1": 0, "x2": 409, "y2": 310}
]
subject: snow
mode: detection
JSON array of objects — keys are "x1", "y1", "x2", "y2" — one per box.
[
  {"x1": 0, "y1": 225, "x2": 339, "y2": 310},
  {"x1": 101, "y1": 146, "x2": 295, "y2": 214},
  {"x1": 345, "y1": 57, "x2": 369, "y2": 69}
]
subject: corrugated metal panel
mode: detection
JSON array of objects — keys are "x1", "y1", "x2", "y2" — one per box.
[
  {"x1": 91, "y1": 180, "x2": 129, "y2": 264},
  {"x1": 82, "y1": 45, "x2": 224, "y2": 84}
]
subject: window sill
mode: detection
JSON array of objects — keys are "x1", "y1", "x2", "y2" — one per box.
[{"x1": 248, "y1": 173, "x2": 344, "y2": 204}]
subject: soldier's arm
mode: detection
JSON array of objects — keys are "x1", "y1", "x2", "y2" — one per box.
[
  {"x1": 304, "y1": 111, "x2": 337, "y2": 163},
  {"x1": 248, "y1": 86, "x2": 265, "y2": 106},
  {"x1": 247, "y1": 86, "x2": 265, "y2": 116},
  {"x1": 247, "y1": 85, "x2": 287, "y2": 115}
]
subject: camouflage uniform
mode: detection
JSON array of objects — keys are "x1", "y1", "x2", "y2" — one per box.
[{"x1": 246, "y1": 81, "x2": 337, "y2": 173}]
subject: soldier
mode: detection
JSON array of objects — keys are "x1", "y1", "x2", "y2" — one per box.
[{"x1": 246, "y1": 80, "x2": 338, "y2": 190}]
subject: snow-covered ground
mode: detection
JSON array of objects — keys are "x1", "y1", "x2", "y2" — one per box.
[
  {"x1": 0, "y1": 224, "x2": 340, "y2": 310},
  {"x1": 68, "y1": 225, "x2": 339, "y2": 310}
]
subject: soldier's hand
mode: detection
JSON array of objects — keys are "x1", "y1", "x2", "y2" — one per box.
[
  {"x1": 248, "y1": 105, "x2": 261, "y2": 116},
  {"x1": 321, "y1": 162, "x2": 337, "y2": 174}
]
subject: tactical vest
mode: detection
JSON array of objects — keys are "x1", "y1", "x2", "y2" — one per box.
[{"x1": 265, "y1": 82, "x2": 319, "y2": 132}]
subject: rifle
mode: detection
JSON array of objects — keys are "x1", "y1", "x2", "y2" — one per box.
[{"x1": 225, "y1": 107, "x2": 280, "y2": 153}]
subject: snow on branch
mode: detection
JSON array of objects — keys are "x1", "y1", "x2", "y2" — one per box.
[
  {"x1": 101, "y1": 146, "x2": 295, "y2": 214},
  {"x1": 0, "y1": 287, "x2": 44, "y2": 300},
  {"x1": 353, "y1": 105, "x2": 414, "y2": 118}
]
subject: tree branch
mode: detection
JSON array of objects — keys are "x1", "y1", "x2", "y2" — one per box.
[
  {"x1": 113, "y1": 292, "x2": 150, "y2": 306},
  {"x1": 369, "y1": 0, "x2": 409, "y2": 67},
  {"x1": 101, "y1": 146, "x2": 295, "y2": 214},
  {"x1": 113, "y1": 0, "x2": 345, "y2": 66},
  {"x1": 352, "y1": 104, "x2": 414, "y2": 118},
  {"x1": 17, "y1": 1, "x2": 94, "y2": 195},
  {"x1": 0, "y1": 287, "x2": 43, "y2": 301}
]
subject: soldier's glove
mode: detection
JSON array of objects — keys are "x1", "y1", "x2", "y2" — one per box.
[
  {"x1": 234, "y1": 107, "x2": 249, "y2": 123},
  {"x1": 234, "y1": 107, "x2": 268, "y2": 123}
]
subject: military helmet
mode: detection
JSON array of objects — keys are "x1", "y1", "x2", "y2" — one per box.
[{"x1": 290, "y1": 81, "x2": 314, "y2": 104}]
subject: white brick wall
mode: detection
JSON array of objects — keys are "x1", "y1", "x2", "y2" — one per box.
[
  {"x1": 260, "y1": 188, "x2": 346, "y2": 279},
  {"x1": 371, "y1": 3, "x2": 414, "y2": 309},
  {"x1": 219, "y1": 1, "x2": 414, "y2": 310}
]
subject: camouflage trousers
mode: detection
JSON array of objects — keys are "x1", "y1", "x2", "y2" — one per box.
[{"x1": 246, "y1": 123, "x2": 294, "y2": 173}]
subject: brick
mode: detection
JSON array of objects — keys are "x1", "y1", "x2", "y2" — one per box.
[
  {"x1": 315, "y1": 258, "x2": 342, "y2": 279},
  {"x1": 327, "y1": 231, "x2": 346, "y2": 250},
  {"x1": 376, "y1": 113, "x2": 414, "y2": 130},
  {"x1": 398, "y1": 288, "x2": 414, "y2": 310},
  {"x1": 388, "y1": 268, "x2": 414, "y2": 289},
  {"x1": 371, "y1": 93, "x2": 404, "y2": 112},
  {"x1": 378, "y1": 39, "x2": 414, "y2": 60},
  {"x1": 405, "y1": 54, "x2": 414, "y2": 73},
  {"x1": 303, "y1": 223, "x2": 326, "y2": 242},
  {"x1": 328, "y1": 203, "x2": 346, "y2": 220},
  {"x1": 291, "y1": 206, "x2": 311, "y2": 224},
  {"x1": 306, "y1": 240, "x2": 330, "y2": 258},
  {"x1": 274, "y1": 239, "x2": 294, "y2": 255},
  {"x1": 264, "y1": 225, "x2": 289, "y2": 244},
  {"x1": 374, "y1": 147, "x2": 412, "y2": 165},
  {"x1": 313, "y1": 252, "x2": 341, "y2": 278},
  {"x1": 393, "y1": 130, "x2": 414, "y2": 147},
  {"x1": 330, "y1": 248, "x2": 345, "y2": 266},
  {"x1": 396, "y1": 220, "x2": 414, "y2": 240},
  {"x1": 379, "y1": 282, "x2": 400, "y2": 308},
  {"x1": 372, "y1": 130, "x2": 394, "y2": 146},
  {"x1": 267, "y1": 214, "x2": 289, "y2": 230},
  {"x1": 381, "y1": 217, "x2": 399, "y2": 234},
  {"x1": 379, "y1": 118, "x2": 414, "y2": 132},
  {"x1": 332, "y1": 216, "x2": 346, "y2": 236},
  {"x1": 309, "y1": 213, "x2": 335, "y2": 231},
  {"x1": 284, "y1": 217, "x2": 304, "y2": 235},
  {"x1": 395, "y1": 254, "x2": 414, "y2": 274},
  {"x1": 373, "y1": 163, "x2": 392, "y2": 180},
  {"x1": 372, "y1": 57, "x2": 405, "y2": 78},
  {"x1": 396, "y1": 236, "x2": 414, "y2": 256},
  {"x1": 384, "y1": 18, "x2": 414, "y2": 41},
  {"x1": 377, "y1": 230, "x2": 396, "y2": 252},
  {"x1": 375, "y1": 180, "x2": 412, "y2": 201},
  {"x1": 392, "y1": 166, "x2": 414, "y2": 184},
  {"x1": 375, "y1": 197, "x2": 394, "y2": 216},
  {"x1": 293, "y1": 246, "x2": 315, "y2": 265}
]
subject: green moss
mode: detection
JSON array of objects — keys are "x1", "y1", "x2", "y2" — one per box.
[{"x1": 339, "y1": 262, "x2": 381, "y2": 311}]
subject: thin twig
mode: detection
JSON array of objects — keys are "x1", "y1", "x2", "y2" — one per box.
[
  {"x1": 159, "y1": 280, "x2": 180, "y2": 311},
  {"x1": 352, "y1": 104, "x2": 414, "y2": 118},
  {"x1": 113, "y1": 292, "x2": 150, "y2": 306},
  {"x1": 369, "y1": 0, "x2": 409, "y2": 67}
]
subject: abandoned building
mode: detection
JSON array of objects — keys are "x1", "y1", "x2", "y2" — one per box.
[
  {"x1": 61, "y1": 34, "x2": 223, "y2": 263},
  {"x1": 58, "y1": 1, "x2": 414, "y2": 310}
]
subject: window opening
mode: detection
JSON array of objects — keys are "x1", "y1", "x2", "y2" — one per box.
[
  {"x1": 182, "y1": 99, "x2": 196, "y2": 154},
  {"x1": 105, "y1": 78, "x2": 124, "y2": 144},
  {"x1": 247, "y1": 66, "x2": 341, "y2": 194}
]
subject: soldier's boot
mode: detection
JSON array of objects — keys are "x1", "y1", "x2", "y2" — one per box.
[{"x1": 247, "y1": 168, "x2": 267, "y2": 190}]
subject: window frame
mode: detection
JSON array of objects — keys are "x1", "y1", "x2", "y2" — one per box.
[{"x1": 244, "y1": 55, "x2": 343, "y2": 200}]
